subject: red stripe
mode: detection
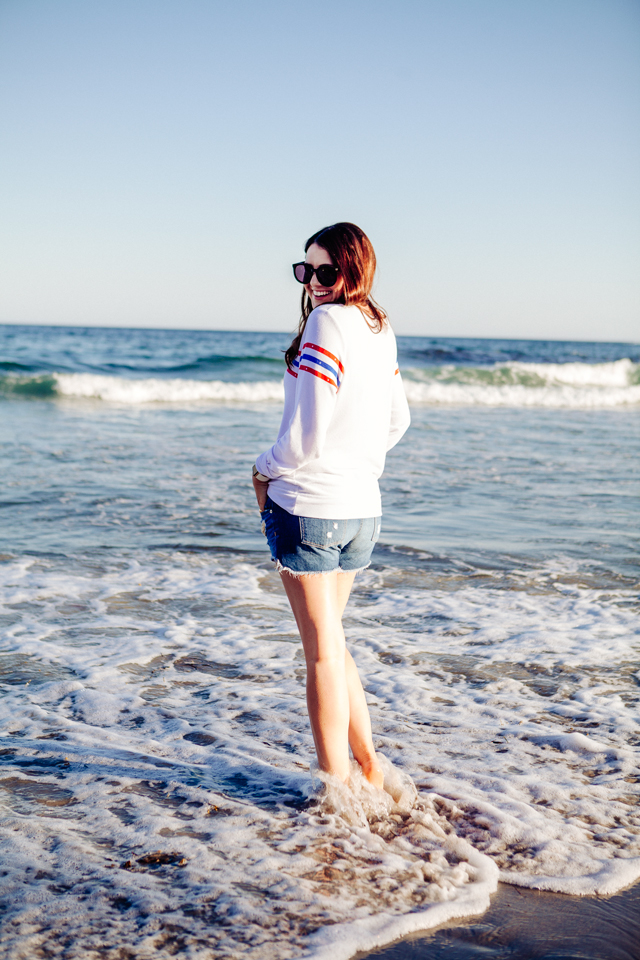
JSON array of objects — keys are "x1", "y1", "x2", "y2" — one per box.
[
  {"x1": 302, "y1": 342, "x2": 344, "y2": 375},
  {"x1": 394, "y1": 366, "x2": 399, "y2": 375},
  {"x1": 299, "y1": 364, "x2": 338, "y2": 388},
  {"x1": 286, "y1": 367, "x2": 298, "y2": 378}
]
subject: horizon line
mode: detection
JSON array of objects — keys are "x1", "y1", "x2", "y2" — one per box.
[{"x1": 0, "y1": 320, "x2": 636, "y2": 348}]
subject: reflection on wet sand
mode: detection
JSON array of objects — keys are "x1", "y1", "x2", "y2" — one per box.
[{"x1": 359, "y1": 880, "x2": 640, "y2": 960}]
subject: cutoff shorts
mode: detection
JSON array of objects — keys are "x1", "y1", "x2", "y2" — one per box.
[{"x1": 260, "y1": 496, "x2": 381, "y2": 575}]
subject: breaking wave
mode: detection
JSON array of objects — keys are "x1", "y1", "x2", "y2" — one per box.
[
  {"x1": 1, "y1": 358, "x2": 638, "y2": 406},
  {"x1": 0, "y1": 373, "x2": 285, "y2": 403},
  {"x1": 403, "y1": 358, "x2": 640, "y2": 407}
]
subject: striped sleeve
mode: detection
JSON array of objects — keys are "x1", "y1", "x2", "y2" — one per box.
[
  {"x1": 286, "y1": 354, "x2": 299, "y2": 379},
  {"x1": 255, "y1": 306, "x2": 345, "y2": 478},
  {"x1": 298, "y1": 341, "x2": 344, "y2": 390}
]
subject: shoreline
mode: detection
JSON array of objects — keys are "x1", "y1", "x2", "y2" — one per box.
[{"x1": 355, "y1": 880, "x2": 640, "y2": 960}]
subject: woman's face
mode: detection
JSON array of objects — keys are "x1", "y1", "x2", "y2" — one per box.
[{"x1": 304, "y1": 243, "x2": 344, "y2": 309}]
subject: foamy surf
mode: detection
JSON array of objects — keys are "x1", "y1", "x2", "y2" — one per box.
[
  {"x1": 0, "y1": 549, "x2": 638, "y2": 959},
  {"x1": 304, "y1": 759, "x2": 499, "y2": 960}
]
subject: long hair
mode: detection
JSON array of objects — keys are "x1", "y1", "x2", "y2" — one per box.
[{"x1": 285, "y1": 222, "x2": 387, "y2": 368}]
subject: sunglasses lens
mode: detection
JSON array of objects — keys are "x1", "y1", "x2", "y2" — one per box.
[
  {"x1": 316, "y1": 265, "x2": 339, "y2": 287},
  {"x1": 292, "y1": 263, "x2": 339, "y2": 286},
  {"x1": 293, "y1": 263, "x2": 311, "y2": 284}
]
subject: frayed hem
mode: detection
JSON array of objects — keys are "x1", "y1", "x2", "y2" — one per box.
[
  {"x1": 275, "y1": 561, "x2": 330, "y2": 578},
  {"x1": 274, "y1": 560, "x2": 371, "y2": 579}
]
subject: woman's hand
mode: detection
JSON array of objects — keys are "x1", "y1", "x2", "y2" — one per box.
[{"x1": 253, "y1": 475, "x2": 269, "y2": 512}]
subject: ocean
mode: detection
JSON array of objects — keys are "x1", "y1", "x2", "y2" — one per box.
[{"x1": 1, "y1": 323, "x2": 639, "y2": 959}]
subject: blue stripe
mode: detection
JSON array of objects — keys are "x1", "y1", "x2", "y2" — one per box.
[{"x1": 300, "y1": 352, "x2": 340, "y2": 385}]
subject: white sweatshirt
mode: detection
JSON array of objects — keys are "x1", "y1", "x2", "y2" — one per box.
[{"x1": 255, "y1": 303, "x2": 410, "y2": 519}]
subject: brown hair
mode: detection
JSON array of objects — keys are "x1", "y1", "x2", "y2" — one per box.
[{"x1": 285, "y1": 222, "x2": 387, "y2": 368}]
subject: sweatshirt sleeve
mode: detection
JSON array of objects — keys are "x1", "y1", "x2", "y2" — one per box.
[
  {"x1": 255, "y1": 306, "x2": 345, "y2": 479},
  {"x1": 386, "y1": 362, "x2": 411, "y2": 451}
]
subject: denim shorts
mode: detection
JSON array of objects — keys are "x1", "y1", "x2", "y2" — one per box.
[{"x1": 260, "y1": 496, "x2": 381, "y2": 575}]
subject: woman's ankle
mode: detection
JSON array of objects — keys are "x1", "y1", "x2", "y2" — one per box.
[{"x1": 359, "y1": 754, "x2": 384, "y2": 789}]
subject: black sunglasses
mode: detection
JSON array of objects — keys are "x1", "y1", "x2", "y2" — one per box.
[{"x1": 292, "y1": 262, "x2": 340, "y2": 287}]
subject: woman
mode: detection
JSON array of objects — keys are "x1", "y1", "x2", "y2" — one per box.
[{"x1": 252, "y1": 222, "x2": 410, "y2": 789}]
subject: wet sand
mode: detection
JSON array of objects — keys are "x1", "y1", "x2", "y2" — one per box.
[{"x1": 356, "y1": 881, "x2": 640, "y2": 960}]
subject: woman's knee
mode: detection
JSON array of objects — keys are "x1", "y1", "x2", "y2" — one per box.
[{"x1": 302, "y1": 637, "x2": 346, "y2": 667}]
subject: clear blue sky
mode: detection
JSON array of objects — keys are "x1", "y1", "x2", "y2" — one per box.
[{"x1": 1, "y1": 0, "x2": 638, "y2": 339}]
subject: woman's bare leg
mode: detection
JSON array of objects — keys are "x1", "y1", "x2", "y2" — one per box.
[
  {"x1": 281, "y1": 570, "x2": 350, "y2": 781},
  {"x1": 344, "y1": 650, "x2": 383, "y2": 787},
  {"x1": 336, "y1": 572, "x2": 384, "y2": 788},
  {"x1": 282, "y1": 569, "x2": 383, "y2": 787}
]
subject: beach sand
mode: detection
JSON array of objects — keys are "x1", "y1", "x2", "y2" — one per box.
[{"x1": 356, "y1": 881, "x2": 640, "y2": 960}]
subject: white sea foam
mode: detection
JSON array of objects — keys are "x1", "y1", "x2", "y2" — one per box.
[
  {"x1": 402, "y1": 358, "x2": 640, "y2": 407},
  {"x1": 54, "y1": 372, "x2": 285, "y2": 403},
  {"x1": 0, "y1": 550, "x2": 638, "y2": 958},
  {"x1": 508, "y1": 358, "x2": 636, "y2": 387}
]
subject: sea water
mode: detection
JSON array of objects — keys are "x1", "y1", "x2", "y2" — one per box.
[{"x1": 0, "y1": 324, "x2": 639, "y2": 959}]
